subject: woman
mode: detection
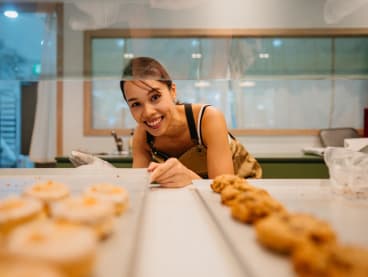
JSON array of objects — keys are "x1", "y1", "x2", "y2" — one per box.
[{"x1": 120, "y1": 57, "x2": 261, "y2": 187}]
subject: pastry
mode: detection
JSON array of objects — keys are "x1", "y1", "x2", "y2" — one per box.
[
  {"x1": 231, "y1": 190, "x2": 284, "y2": 224},
  {"x1": 84, "y1": 183, "x2": 129, "y2": 215},
  {"x1": 0, "y1": 259, "x2": 64, "y2": 277},
  {"x1": 221, "y1": 183, "x2": 259, "y2": 206},
  {"x1": 5, "y1": 220, "x2": 97, "y2": 277},
  {"x1": 0, "y1": 196, "x2": 44, "y2": 236},
  {"x1": 255, "y1": 213, "x2": 336, "y2": 254},
  {"x1": 51, "y1": 196, "x2": 115, "y2": 239},
  {"x1": 23, "y1": 181, "x2": 70, "y2": 213},
  {"x1": 210, "y1": 174, "x2": 247, "y2": 193},
  {"x1": 292, "y1": 242, "x2": 368, "y2": 277}
]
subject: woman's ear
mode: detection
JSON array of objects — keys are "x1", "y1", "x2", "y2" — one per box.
[{"x1": 170, "y1": 83, "x2": 177, "y2": 102}]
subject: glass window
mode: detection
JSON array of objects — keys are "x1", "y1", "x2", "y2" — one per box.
[{"x1": 85, "y1": 34, "x2": 368, "y2": 135}]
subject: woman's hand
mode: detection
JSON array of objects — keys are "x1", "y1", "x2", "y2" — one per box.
[{"x1": 147, "y1": 158, "x2": 201, "y2": 188}]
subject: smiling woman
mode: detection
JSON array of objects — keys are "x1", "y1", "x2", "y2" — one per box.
[{"x1": 119, "y1": 57, "x2": 261, "y2": 187}]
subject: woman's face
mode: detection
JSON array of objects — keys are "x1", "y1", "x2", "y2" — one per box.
[{"x1": 124, "y1": 80, "x2": 177, "y2": 136}]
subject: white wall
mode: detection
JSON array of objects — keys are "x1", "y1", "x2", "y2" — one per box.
[{"x1": 62, "y1": 0, "x2": 368, "y2": 155}]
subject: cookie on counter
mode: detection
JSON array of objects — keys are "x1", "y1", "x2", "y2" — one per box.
[
  {"x1": 51, "y1": 196, "x2": 115, "y2": 239},
  {"x1": 255, "y1": 213, "x2": 336, "y2": 254},
  {"x1": 221, "y1": 183, "x2": 260, "y2": 206},
  {"x1": 211, "y1": 174, "x2": 248, "y2": 193},
  {"x1": 292, "y1": 242, "x2": 368, "y2": 277},
  {"x1": 5, "y1": 220, "x2": 97, "y2": 277},
  {"x1": 0, "y1": 196, "x2": 44, "y2": 236},
  {"x1": 231, "y1": 190, "x2": 285, "y2": 224},
  {"x1": 84, "y1": 183, "x2": 129, "y2": 216},
  {"x1": 23, "y1": 181, "x2": 70, "y2": 214}
]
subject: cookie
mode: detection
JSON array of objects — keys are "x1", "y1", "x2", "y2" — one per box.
[
  {"x1": 231, "y1": 189, "x2": 284, "y2": 224},
  {"x1": 220, "y1": 182, "x2": 257, "y2": 206},
  {"x1": 292, "y1": 242, "x2": 368, "y2": 277},
  {"x1": 255, "y1": 213, "x2": 336, "y2": 254},
  {"x1": 210, "y1": 174, "x2": 246, "y2": 193}
]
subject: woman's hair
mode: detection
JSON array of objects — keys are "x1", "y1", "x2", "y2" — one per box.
[{"x1": 120, "y1": 57, "x2": 173, "y2": 101}]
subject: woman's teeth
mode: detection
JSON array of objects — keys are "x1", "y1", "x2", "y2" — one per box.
[{"x1": 146, "y1": 117, "x2": 162, "y2": 128}]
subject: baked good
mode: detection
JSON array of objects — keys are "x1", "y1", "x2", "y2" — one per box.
[
  {"x1": 51, "y1": 196, "x2": 115, "y2": 239},
  {"x1": 210, "y1": 174, "x2": 247, "y2": 193},
  {"x1": 292, "y1": 242, "x2": 368, "y2": 277},
  {"x1": 0, "y1": 259, "x2": 64, "y2": 277},
  {"x1": 255, "y1": 213, "x2": 336, "y2": 254},
  {"x1": 221, "y1": 183, "x2": 259, "y2": 206},
  {"x1": 231, "y1": 190, "x2": 285, "y2": 224},
  {"x1": 5, "y1": 220, "x2": 97, "y2": 277},
  {"x1": 0, "y1": 196, "x2": 44, "y2": 236},
  {"x1": 23, "y1": 181, "x2": 70, "y2": 213},
  {"x1": 84, "y1": 183, "x2": 129, "y2": 215}
]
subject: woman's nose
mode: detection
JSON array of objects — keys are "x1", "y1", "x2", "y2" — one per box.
[{"x1": 142, "y1": 103, "x2": 155, "y2": 117}]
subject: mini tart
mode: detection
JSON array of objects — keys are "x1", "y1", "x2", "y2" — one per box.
[
  {"x1": 5, "y1": 220, "x2": 97, "y2": 277},
  {"x1": 84, "y1": 183, "x2": 129, "y2": 216},
  {"x1": 0, "y1": 196, "x2": 44, "y2": 236},
  {"x1": 0, "y1": 259, "x2": 64, "y2": 277},
  {"x1": 24, "y1": 181, "x2": 70, "y2": 213},
  {"x1": 51, "y1": 196, "x2": 115, "y2": 239}
]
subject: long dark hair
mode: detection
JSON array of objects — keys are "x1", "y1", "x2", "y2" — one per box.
[{"x1": 120, "y1": 57, "x2": 173, "y2": 101}]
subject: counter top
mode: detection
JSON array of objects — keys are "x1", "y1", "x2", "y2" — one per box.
[{"x1": 2, "y1": 169, "x2": 363, "y2": 276}]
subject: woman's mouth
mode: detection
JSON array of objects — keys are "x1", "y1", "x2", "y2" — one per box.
[{"x1": 145, "y1": 117, "x2": 163, "y2": 129}]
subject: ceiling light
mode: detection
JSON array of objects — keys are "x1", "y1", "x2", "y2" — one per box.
[
  {"x1": 194, "y1": 80, "x2": 210, "y2": 88},
  {"x1": 272, "y1": 39, "x2": 282, "y2": 47},
  {"x1": 239, "y1": 81, "x2": 256, "y2": 87},
  {"x1": 191, "y1": 53, "x2": 202, "y2": 59},
  {"x1": 123, "y1": 53, "x2": 134, "y2": 59},
  {"x1": 259, "y1": 53, "x2": 270, "y2": 59},
  {"x1": 4, "y1": 10, "x2": 18, "y2": 18}
]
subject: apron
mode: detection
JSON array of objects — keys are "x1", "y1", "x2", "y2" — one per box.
[{"x1": 146, "y1": 104, "x2": 262, "y2": 179}]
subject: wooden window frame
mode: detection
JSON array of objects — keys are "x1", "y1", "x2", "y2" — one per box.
[{"x1": 83, "y1": 28, "x2": 368, "y2": 136}]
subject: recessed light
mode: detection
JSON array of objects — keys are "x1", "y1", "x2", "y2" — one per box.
[{"x1": 4, "y1": 10, "x2": 18, "y2": 18}]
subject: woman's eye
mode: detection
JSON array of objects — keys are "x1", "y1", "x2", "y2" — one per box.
[
  {"x1": 151, "y1": 94, "x2": 161, "y2": 102},
  {"x1": 130, "y1": 102, "x2": 140, "y2": 108}
]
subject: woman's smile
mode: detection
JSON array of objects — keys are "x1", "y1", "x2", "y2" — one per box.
[{"x1": 145, "y1": 116, "x2": 164, "y2": 129}]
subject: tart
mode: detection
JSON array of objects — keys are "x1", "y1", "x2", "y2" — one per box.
[
  {"x1": 5, "y1": 220, "x2": 97, "y2": 277},
  {"x1": 0, "y1": 196, "x2": 44, "y2": 236},
  {"x1": 84, "y1": 183, "x2": 129, "y2": 216},
  {"x1": 51, "y1": 196, "x2": 115, "y2": 239}
]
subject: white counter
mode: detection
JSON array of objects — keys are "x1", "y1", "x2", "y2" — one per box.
[{"x1": 1, "y1": 169, "x2": 367, "y2": 277}]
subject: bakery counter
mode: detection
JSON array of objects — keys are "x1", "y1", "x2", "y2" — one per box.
[
  {"x1": 0, "y1": 169, "x2": 366, "y2": 277},
  {"x1": 55, "y1": 152, "x2": 329, "y2": 179}
]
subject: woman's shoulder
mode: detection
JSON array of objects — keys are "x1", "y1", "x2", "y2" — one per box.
[{"x1": 191, "y1": 103, "x2": 223, "y2": 120}]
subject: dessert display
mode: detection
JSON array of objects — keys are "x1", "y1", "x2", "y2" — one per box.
[
  {"x1": 5, "y1": 220, "x2": 97, "y2": 277},
  {"x1": 0, "y1": 196, "x2": 44, "y2": 236},
  {"x1": 23, "y1": 181, "x2": 70, "y2": 213},
  {"x1": 0, "y1": 176, "x2": 132, "y2": 277},
  {"x1": 51, "y1": 196, "x2": 115, "y2": 239},
  {"x1": 84, "y1": 183, "x2": 129, "y2": 215},
  {"x1": 255, "y1": 213, "x2": 336, "y2": 254},
  {"x1": 210, "y1": 173, "x2": 368, "y2": 277}
]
